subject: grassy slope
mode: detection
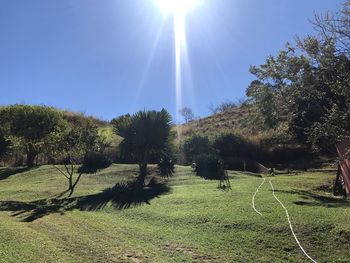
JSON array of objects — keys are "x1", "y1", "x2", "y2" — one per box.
[
  {"x1": 0, "y1": 165, "x2": 349, "y2": 262},
  {"x1": 177, "y1": 107, "x2": 252, "y2": 141}
]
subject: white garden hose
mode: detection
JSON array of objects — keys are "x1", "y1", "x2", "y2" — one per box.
[
  {"x1": 269, "y1": 179, "x2": 318, "y2": 263},
  {"x1": 252, "y1": 178, "x2": 266, "y2": 216}
]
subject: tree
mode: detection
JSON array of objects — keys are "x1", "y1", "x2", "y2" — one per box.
[
  {"x1": 54, "y1": 114, "x2": 100, "y2": 197},
  {"x1": 0, "y1": 105, "x2": 67, "y2": 166},
  {"x1": 56, "y1": 151, "x2": 111, "y2": 198},
  {"x1": 247, "y1": 34, "x2": 350, "y2": 153},
  {"x1": 209, "y1": 101, "x2": 238, "y2": 114},
  {"x1": 213, "y1": 133, "x2": 256, "y2": 170},
  {"x1": 0, "y1": 133, "x2": 10, "y2": 160},
  {"x1": 182, "y1": 135, "x2": 213, "y2": 164},
  {"x1": 179, "y1": 107, "x2": 195, "y2": 123},
  {"x1": 313, "y1": 1, "x2": 350, "y2": 56},
  {"x1": 246, "y1": 2, "x2": 350, "y2": 153},
  {"x1": 158, "y1": 155, "x2": 175, "y2": 177},
  {"x1": 114, "y1": 109, "x2": 172, "y2": 186},
  {"x1": 193, "y1": 153, "x2": 231, "y2": 190}
]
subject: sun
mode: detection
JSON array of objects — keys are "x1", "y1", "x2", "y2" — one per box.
[{"x1": 153, "y1": 0, "x2": 200, "y2": 14}]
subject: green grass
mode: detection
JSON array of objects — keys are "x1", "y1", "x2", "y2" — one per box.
[{"x1": 0, "y1": 165, "x2": 349, "y2": 262}]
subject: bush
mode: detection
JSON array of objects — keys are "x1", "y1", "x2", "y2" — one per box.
[
  {"x1": 194, "y1": 154, "x2": 225, "y2": 180},
  {"x1": 0, "y1": 134, "x2": 10, "y2": 159},
  {"x1": 79, "y1": 152, "x2": 112, "y2": 174},
  {"x1": 158, "y1": 156, "x2": 175, "y2": 177},
  {"x1": 183, "y1": 135, "x2": 213, "y2": 164},
  {"x1": 213, "y1": 133, "x2": 259, "y2": 169},
  {"x1": 214, "y1": 133, "x2": 257, "y2": 159}
]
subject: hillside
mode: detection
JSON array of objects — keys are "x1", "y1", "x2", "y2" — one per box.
[{"x1": 178, "y1": 106, "x2": 253, "y2": 140}]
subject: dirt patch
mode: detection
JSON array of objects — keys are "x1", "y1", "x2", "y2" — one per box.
[{"x1": 162, "y1": 242, "x2": 220, "y2": 262}]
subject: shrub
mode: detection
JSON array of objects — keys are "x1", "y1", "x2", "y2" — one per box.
[
  {"x1": 194, "y1": 154, "x2": 225, "y2": 180},
  {"x1": 183, "y1": 135, "x2": 213, "y2": 164},
  {"x1": 79, "y1": 152, "x2": 112, "y2": 174},
  {"x1": 213, "y1": 133, "x2": 258, "y2": 168},
  {"x1": 158, "y1": 156, "x2": 175, "y2": 177}
]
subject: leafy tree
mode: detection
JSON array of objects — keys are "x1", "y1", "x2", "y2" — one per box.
[
  {"x1": 110, "y1": 114, "x2": 131, "y2": 127},
  {"x1": 246, "y1": 44, "x2": 308, "y2": 129},
  {"x1": 0, "y1": 133, "x2": 10, "y2": 159},
  {"x1": 56, "y1": 152, "x2": 111, "y2": 197},
  {"x1": 179, "y1": 107, "x2": 195, "y2": 123},
  {"x1": 54, "y1": 115, "x2": 100, "y2": 197},
  {"x1": 0, "y1": 105, "x2": 67, "y2": 166},
  {"x1": 194, "y1": 153, "x2": 223, "y2": 180},
  {"x1": 213, "y1": 134, "x2": 255, "y2": 160},
  {"x1": 193, "y1": 153, "x2": 230, "y2": 189},
  {"x1": 245, "y1": 2, "x2": 350, "y2": 153},
  {"x1": 247, "y1": 33, "x2": 350, "y2": 153},
  {"x1": 114, "y1": 109, "x2": 172, "y2": 186},
  {"x1": 96, "y1": 127, "x2": 119, "y2": 154},
  {"x1": 182, "y1": 135, "x2": 213, "y2": 164}
]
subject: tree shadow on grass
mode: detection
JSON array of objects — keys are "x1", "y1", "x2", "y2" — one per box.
[
  {"x1": 273, "y1": 189, "x2": 349, "y2": 208},
  {"x1": 0, "y1": 179, "x2": 171, "y2": 222},
  {"x1": 0, "y1": 167, "x2": 36, "y2": 181}
]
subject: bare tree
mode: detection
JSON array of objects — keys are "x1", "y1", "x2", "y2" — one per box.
[
  {"x1": 312, "y1": 1, "x2": 350, "y2": 55},
  {"x1": 179, "y1": 107, "x2": 195, "y2": 123}
]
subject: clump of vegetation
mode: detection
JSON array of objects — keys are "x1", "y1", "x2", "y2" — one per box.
[
  {"x1": 0, "y1": 132, "x2": 10, "y2": 160},
  {"x1": 113, "y1": 109, "x2": 173, "y2": 186},
  {"x1": 193, "y1": 153, "x2": 231, "y2": 189},
  {"x1": 194, "y1": 154, "x2": 223, "y2": 180},
  {"x1": 213, "y1": 133, "x2": 257, "y2": 169},
  {"x1": 209, "y1": 100, "x2": 238, "y2": 114},
  {"x1": 182, "y1": 135, "x2": 213, "y2": 164},
  {"x1": 158, "y1": 155, "x2": 175, "y2": 177},
  {"x1": 179, "y1": 107, "x2": 195, "y2": 123},
  {"x1": 0, "y1": 105, "x2": 68, "y2": 166},
  {"x1": 79, "y1": 152, "x2": 112, "y2": 174},
  {"x1": 246, "y1": 1, "x2": 350, "y2": 154}
]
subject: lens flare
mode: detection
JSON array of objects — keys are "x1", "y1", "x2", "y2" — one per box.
[
  {"x1": 154, "y1": 0, "x2": 199, "y2": 14},
  {"x1": 153, "y1": 0, "x2": 201, "y2": 124}
]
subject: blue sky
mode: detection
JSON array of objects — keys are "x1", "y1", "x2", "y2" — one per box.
[{"x1": 0, "y1": 0, "x2": 344, "y2": 121}]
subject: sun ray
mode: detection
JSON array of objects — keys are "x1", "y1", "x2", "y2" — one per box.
[
  {"x1": 174, "y1": 12, "x2": 186, "y2": 123},
  {"x1": 132, "y1": 19, "x2": 166, "y2": 112},
  {"x1": 153, "y1": 0, "x2": 202, "y2": 125}
]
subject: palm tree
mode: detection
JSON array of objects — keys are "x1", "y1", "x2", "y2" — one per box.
[{"x1": 114, "y1": 109, "x2": 172, "y2": 186}]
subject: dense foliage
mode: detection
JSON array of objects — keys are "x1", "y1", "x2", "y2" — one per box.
[
  {"x1": 0, "y1": 133, "x2": 10, "y2": 159},
  {"x1": 182, "y1": 135, "x2": 213, "y2": 164},
  {"x1": 158, "y1": 155, "x2": 175, "y2": 177},
  {"x1": 79, "y1": 152, "x2": 112, "y2": 174},
  {"x1": 247, "y1": 2, "x2": 350, "y2": 153},
  {"x1": 194, "y1": 153, "x2": 225, "y2": 180},
  {"x1": 0, "y1": 105, "x2": 67, "y2": 166},
  {"x1": 114, "y1": 109, "x2": 172, "y2": 185}
]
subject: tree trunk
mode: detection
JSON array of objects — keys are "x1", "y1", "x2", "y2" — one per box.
[
  {"x1": 138, "y1": 163, "x2": 148, "y2": 186},
  {"x1": 67, "y1": 173, "x2": 83, "y2": 198},
  {"x1": 26, "y1": 151, "x2": 37, "y2": 167},
  {"x1": 68, "y1": 176, "x2": 73, "y2": 191}
]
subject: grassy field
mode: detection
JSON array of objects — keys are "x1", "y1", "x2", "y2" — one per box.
[{"x1": 0, "y1": 165, "x2": 349, "y2": 262}]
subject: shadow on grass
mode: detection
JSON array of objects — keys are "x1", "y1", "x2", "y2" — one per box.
[
  {"x1": 273, "y1": 189, "x2": 349, "y2": 208},
  {"x1": 0, "y1": 179, "x2": 171, "y2": 222},
  {"x1": 0, "y1": 167, "x2": 36, "y2": 181}
]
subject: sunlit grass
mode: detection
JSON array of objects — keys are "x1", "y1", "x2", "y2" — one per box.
[{"x1": 0, "y1": 165, "x2": 349, "y2": 262}]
